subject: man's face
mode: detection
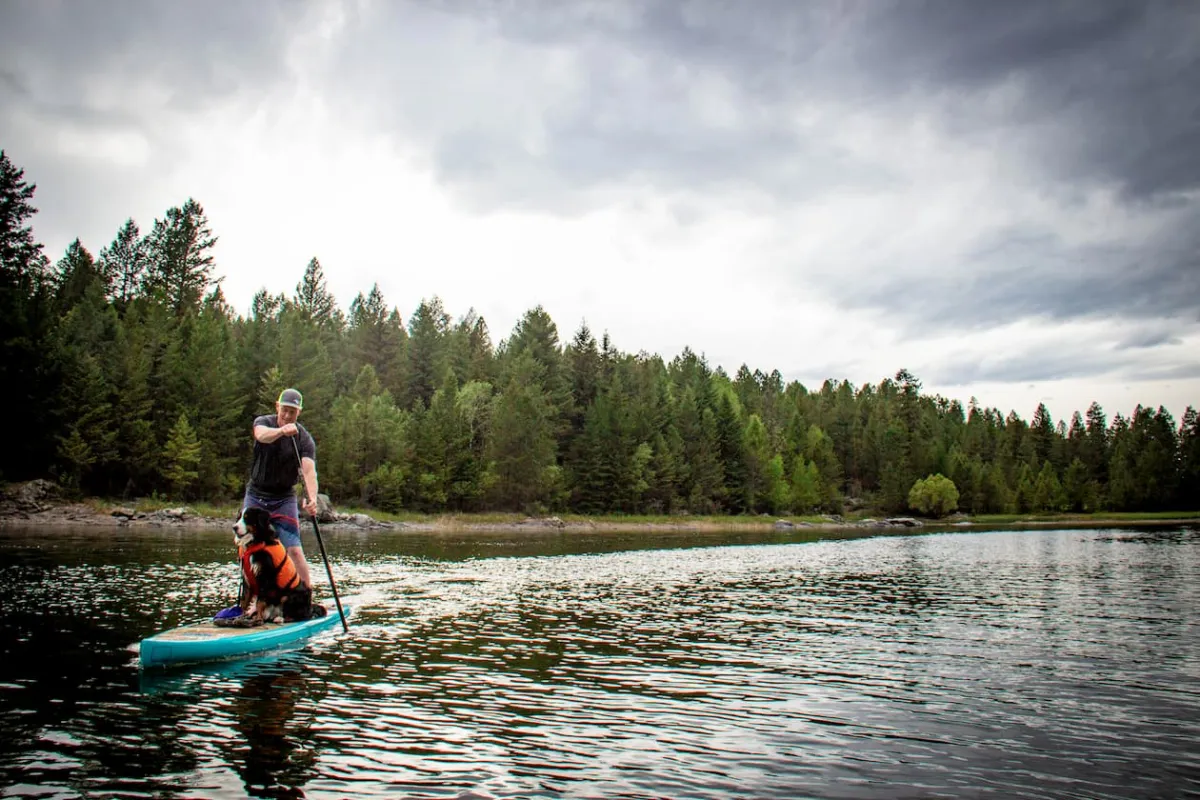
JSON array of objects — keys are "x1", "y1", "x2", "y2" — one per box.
[{"x1": 277, "y1": 403, "x2": 301, "y2": 424}]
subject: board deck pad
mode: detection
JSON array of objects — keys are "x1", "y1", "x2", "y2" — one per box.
[
  {"x1": 154, "y1": 620, "x2": 296, "y2": 639},
  {"x1": 139, "y1": 605, "x2": 349, "y2": 668}
]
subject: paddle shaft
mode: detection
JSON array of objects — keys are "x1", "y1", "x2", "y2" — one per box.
[{"x1": 291, "y1": 433, "x2": 349, "y2": 632}]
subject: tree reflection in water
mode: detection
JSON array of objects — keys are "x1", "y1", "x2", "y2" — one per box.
[{"x1": 231, "y1": 669, "x2": 319, "y2": 799}]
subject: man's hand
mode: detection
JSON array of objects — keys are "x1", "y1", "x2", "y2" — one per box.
[
  {"x1": 279, "y1": 423, "x2": 299, "y2": 437},
  {"x1": 301, "y1": 497, "x2": 318, "y2": 517}
]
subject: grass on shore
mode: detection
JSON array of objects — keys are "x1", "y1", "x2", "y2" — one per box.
[
  {"x1": 76, "y1": 496, "x2": 1200, "y2": 527},
  {"x1": 970, "y1": 510, "x2": 1200, "y2": 524}
]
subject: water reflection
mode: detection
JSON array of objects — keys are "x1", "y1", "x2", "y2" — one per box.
[
  {"x1": 1, "y1": 524, "x2": 1198, "y2": 798},
  {"x1": 230, "y1": 669, "x2": 315, "y2": 798}
]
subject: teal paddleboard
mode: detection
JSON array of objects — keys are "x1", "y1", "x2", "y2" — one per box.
[{"x1": 139, "y1": 605, "x2": 349, "y2": 669}]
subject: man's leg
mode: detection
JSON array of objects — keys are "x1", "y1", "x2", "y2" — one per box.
[
  {"x1": 273, "y1": 512, "x2": 312, "y2": 590},
  {"x1": 287, "y1": 545, "x2": 313, "y2": 589}
]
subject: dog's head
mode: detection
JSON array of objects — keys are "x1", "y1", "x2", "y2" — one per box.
[{"x1": 233, "y1": 506, "x2": 277, "y2": 547}]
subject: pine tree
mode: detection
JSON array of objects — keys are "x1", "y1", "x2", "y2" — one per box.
[
  {"x1": 1084, "y1": 402, "x2": 1109, "y2": 487},
  {"x1": 1014, "y1": 463, "x2": 1036, "y2": 513},
  {"x1": 1178, "y1": 407, "x2": 1200, "y2": 510},
  {"x1": 805, "y1": 425, "x2": 843, "y2": 511},
  {"x1": 0, "y1": 149, "x2": 47, "y2": 286},
  {"x1": 323, "y1": 365, "x2": 404, "y2": 504},
  {"x1": 485, "y1": 351, "x2": 561, "y2": 511},
  {"x1": 163, "y1": 411, "x2": 202, "y2": 499},
  {"x1": 979, "y1": 462, "x2": 1012, "y2": 513},
  {"x1": 500, "y1": 305, "x2": 572, "y2": 447},
  {"x1": 1063, "y1": 458, "x2": 1091, "y2": 512},
  {"x1": 142, "y1": 198, "x2": 219, "y2": 316},
  {"x1": 0, "y1": 150, "x2": 57, "y2": 479},
  {"x1": 646, "y1": 428, "x2": 682, "y2": 514},
  {"x1": 99, "y1": 218, "x2": 147, "y2": 311},
  {"x1": 171, "y1": 299, "x2": 247, "y2": 497},
  {"x1": 879, "y1": 418, "x2": 913, "y2": 513},
  {"x1": 293, "y1": 257, "x2": 341, "y2": 328},
  {"x1": 742, "y1": 414, "x2": 772, "y2": 512},
  {"x1": 406, "y1": 296, "x2": 451, "y2": 410},
  {"x1": 566, "y1": 321, "x2": 601, "y2": 436},
  {"x1": 346, "y1": 284, "x2": 407, "y2": 399},
  {"x1": 764, "y1": 454, "x2": 789, "y2": 514},
  {"x1": 1030, "y1": 403, "x2": 1057, "y2": 467},
  {"x1": 790, "y1": 459, "x2": 821, "y2": 513},
  {"x1": 1107, "y1": 414, "x2": 1136, "y2": 510},
  {"x1": 714, "y1": 391, "x2": 746, "y2": 512},
  {"x1": 1032, "y1": 461, "x2": 1067, "y2": 512},
  {"x1": 54, "y1": 311, "x2": 120, "y2": 493},
  {"x1": 52, "y1": 238, "x2": 103, "y2": 313}
]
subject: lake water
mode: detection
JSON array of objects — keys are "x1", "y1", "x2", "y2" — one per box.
[{"x1": 1, "y1": 524, "x2": 1198, "y2": 799}]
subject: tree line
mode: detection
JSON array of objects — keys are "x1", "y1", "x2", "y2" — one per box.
[{"x1": 2, "y1": 150, "x2": 1197, "y2": 515}]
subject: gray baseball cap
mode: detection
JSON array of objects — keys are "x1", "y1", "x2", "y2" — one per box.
[{"x1": 277, "y1": 388, "x2": 303, "y2": 409}]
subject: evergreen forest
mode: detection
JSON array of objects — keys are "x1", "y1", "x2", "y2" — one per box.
[{"x1": 3, "y1": 150, "x2": 1197, "y2": 516}]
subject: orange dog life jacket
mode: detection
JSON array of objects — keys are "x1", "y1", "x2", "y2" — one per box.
[{"x1": 239, "y1": 541, "x2": 300, "y2": 599}]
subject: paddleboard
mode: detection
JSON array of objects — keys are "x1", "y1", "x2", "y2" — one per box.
[{"x1": 139, "y1": 605, "x2": 349, "y2": 669}]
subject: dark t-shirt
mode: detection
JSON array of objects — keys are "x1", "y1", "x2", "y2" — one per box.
[{"x1": 248, "y1": 414, "x2": 317, "y2": 499}]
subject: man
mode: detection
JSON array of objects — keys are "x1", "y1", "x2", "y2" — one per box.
[{"x1": 243, "y1": 388, "x2": 319, "y2": 588}]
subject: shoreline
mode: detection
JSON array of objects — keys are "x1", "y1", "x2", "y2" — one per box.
[
  {"x1": 1, "y1": 501, "x2": 1196, "y2": 536},
  {"x1": 2, "y1": 480, "x2": 1196, "y2": 534}
]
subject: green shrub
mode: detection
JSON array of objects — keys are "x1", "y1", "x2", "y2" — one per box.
[{"x1": 908, "y1": 474, "x2": 960, "y2": 518}]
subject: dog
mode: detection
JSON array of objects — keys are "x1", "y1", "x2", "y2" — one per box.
[{"x1": 232, "y1": 506, "x2": 317, "y2": 623}]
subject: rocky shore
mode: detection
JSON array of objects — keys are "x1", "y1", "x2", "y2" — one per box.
[
  {"x1": 0, "y1": 479, "x2": 936, "y2": 533},
  {"x1": 0, "y1": 479, "x2": 402, "y2": 531}
]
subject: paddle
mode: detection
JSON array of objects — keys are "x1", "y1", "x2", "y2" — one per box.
[{"x1": 291, "y1": 434, "x2": 349, "y2": 633}]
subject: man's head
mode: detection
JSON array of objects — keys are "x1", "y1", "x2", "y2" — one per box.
[{"x1": 276, "y1": 388, "x2": 303, "y2": 423}]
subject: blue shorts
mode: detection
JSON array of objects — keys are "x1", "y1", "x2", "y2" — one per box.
[{"x1": 242, "y1": 489, "x2": 302, "y2": 549}]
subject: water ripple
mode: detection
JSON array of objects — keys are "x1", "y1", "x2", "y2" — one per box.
[{"x1": 1, "y1": 526, "x2": 1198, "y2": 798}]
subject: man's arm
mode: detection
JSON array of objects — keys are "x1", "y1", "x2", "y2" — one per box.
[
  {"x1": 254, "y1": 423, "x2": 299, "y2": 443},
  {"x1": 300, "y1": 457, "x2": 319, "y2": 516}
]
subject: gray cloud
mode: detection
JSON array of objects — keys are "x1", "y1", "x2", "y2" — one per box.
[
  {"x1": 0, "y1": 1, "x2": 306, "y2": 118},
  {"x1": 929, "y1": 350, "x2": 1111, "y2": 385},
  {"x1": 925, "y1": 325, "x2": 1200, "y2": 387},
  {"x1": 843, "y1": 219, "x2": 1200, "y2": 330},
  {"x1": 317, "y1": 0, "x2": 1200, "y2": 335},
  {"x1": 859, "y1": 1, "x2": 1200, "y2": 201},
  {"x1": 0, "y1": 0, "x2": 317, "y2": 256},
  {"x1": 3, "y1": 0, "x2": 1197, "y2": 349},
  {"x1": 413, "y1": 0, "x2": 1200, "y2": 203},
  {"x1": 1116, "y1": 327, "x2": 1186, "y2": 350}
]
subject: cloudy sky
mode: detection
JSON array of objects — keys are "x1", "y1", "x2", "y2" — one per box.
[{"x1": 2, "y1": 0, "x2": 1197, "y2": 424}]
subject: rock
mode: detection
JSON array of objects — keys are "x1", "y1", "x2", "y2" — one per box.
[
  {"x1": 885, "y1": 517, "x2": 923, "y2": 527},
  {"x1": 519, "y1": 516, "x2": 565, "y2": 528},
  {"x1": 349, "y1": 513, "x2": 374, "y2": 527},
  {"x1": 111, "y1": 507, "x2": 137, "y2": 519},
  {"x1": 774, "y1": 519, "x2": 795, "y2": 530},
  {"x1": 4, "y1": 479, "x2": 61, "y2": 511},
  {"x1": 316, "y1": 493, "x2": 337, "y2": 523},
  {"x1": 156, "y1": 507, "x2": 190, "y2": 519}
]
